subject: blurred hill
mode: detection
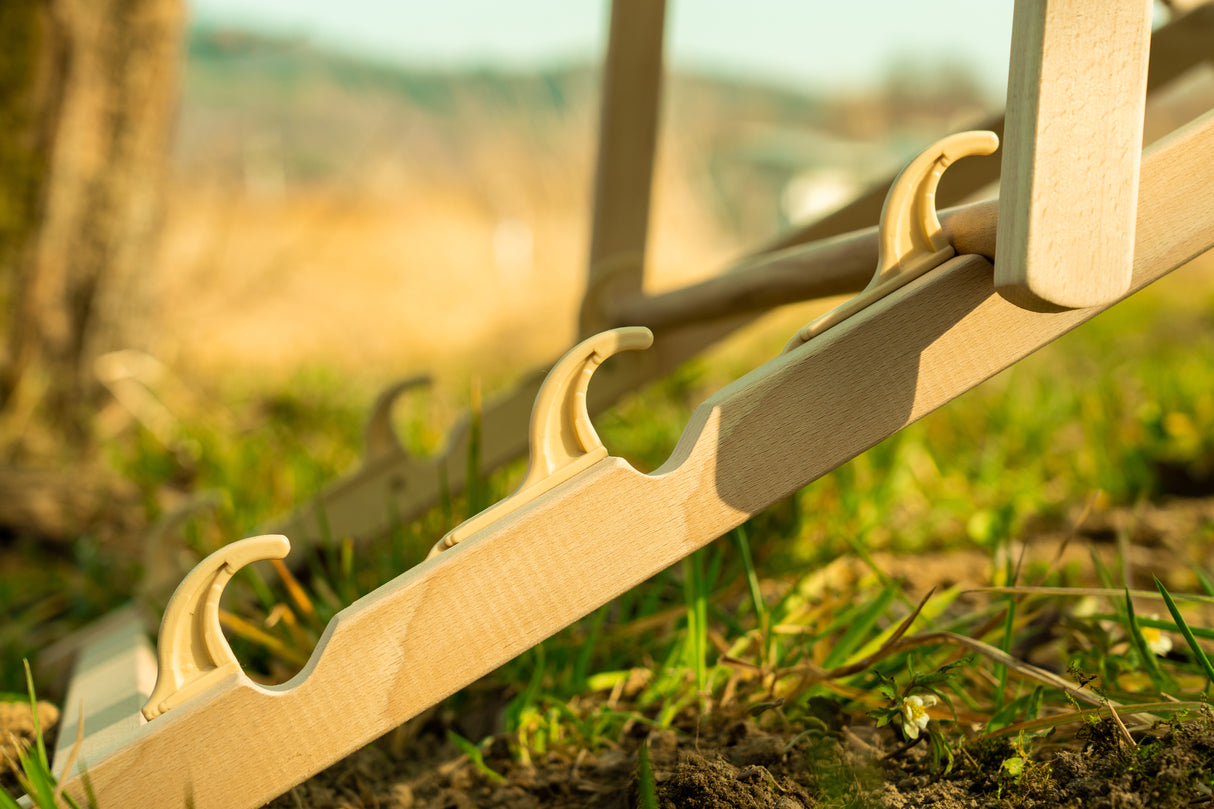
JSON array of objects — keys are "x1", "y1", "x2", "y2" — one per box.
[{"x1": 152, "y1": 25, "x2": 997, "y2": 384}]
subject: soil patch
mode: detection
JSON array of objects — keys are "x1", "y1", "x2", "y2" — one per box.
[
  {"x1": 266, "y1": 705, "x2": 1214, "y2": 809},
  {"x1": 0, "y1": 700, "x2": 59, "y2": 797}
]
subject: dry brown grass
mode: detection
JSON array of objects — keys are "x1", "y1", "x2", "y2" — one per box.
[{"x1": 151, "y1": 128, "x2": 741, "y2": 393}]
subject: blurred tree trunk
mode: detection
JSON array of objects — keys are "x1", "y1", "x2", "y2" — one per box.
[{"x1": 0, "y1": 0, "x2": 183, "y2": 451}]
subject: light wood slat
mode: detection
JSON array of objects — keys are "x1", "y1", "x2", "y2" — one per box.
[
  {"x1": 995, "y1": 0, "x2": 1154, "y2": 310},
  {"x1": 51, "y1": 607, "x2": 155, "y2": 779},
  {"x1": 579, "y1": 0, "x2": 666, "y2": 337},
  {"x1": 56, "y1": 109, "x2": 1214, "y2": 809}
]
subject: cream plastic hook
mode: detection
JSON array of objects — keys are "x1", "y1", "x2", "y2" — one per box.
[
  {"x1": 784, "y1": 130, "x2": 999, "y2": 352},
  {"x1": 142, "y1": 535, "x2": 290, "y2": 720},
  {"x1": 428, "y1": 326, "x2": 654, "y2": 557},
  {"x1": 364, "y1": 375, "x2": 432, "y2": 461}
]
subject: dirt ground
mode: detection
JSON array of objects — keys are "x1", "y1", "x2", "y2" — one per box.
[
  {"x1": 6, "y1": 497, "x2": 1214, "y2": 807},
  {"x1": 4, "y1": 675, "x2": 1212, "y2": 808},
  {"x1": 261, "y1": 701, "x2": 1214, "y2": 809},
  {"x1": 253, "y1": 496, "x2": 1214, "y2": 809}
]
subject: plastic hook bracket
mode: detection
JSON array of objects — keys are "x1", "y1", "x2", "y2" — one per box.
[
  {"x1": 784, "y1": 130, "x2": 1000, "y2": 352},
  {"x1": 363, "y1": 375, "x2": 432, "y2": 462},
  {"x1": 427, "y1": 326, "x2": 654, "y2": 557},
  {"x1": 142, "y1": 534, "x2": 290, "y2": 720}
]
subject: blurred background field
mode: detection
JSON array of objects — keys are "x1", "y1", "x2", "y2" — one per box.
[
  {"x1": 157, "y1": 25, "x2": 999, "y2": 383},
  {"x1": 3, "y1": 2, "x2": 1214, "y2": 806}
]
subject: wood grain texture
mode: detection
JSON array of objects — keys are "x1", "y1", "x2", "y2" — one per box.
[
  {"x1": 617, "y1": 5, "x2": 1214, "y2": 331},
  {"x1": 56, "y1": 109, "x2": 1214, "y2": 809},
  {"x1": 995, "y1": 0, "x2": 1153, "y2": 310}
]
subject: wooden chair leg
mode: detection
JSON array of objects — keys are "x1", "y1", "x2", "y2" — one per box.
[{"x1": 579, "y1": 0, "x2": 667, "y2": 337}]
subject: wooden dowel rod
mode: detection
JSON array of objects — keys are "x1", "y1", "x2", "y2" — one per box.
[
  {"x1": 607, "y1": 195, "x2": 1008, "y2": 332},
  {"x1": 608, "y1": 226, "x2": 878, "y2": 330}
]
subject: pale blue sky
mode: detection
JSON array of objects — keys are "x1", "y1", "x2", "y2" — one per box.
[{"x1": 187, "y1": 1, "x2": 1018, "y2": 97}]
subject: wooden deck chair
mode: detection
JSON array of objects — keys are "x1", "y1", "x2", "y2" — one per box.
[{"x1": 34, "y1": 2, "x2": 1214, "y2": 807}]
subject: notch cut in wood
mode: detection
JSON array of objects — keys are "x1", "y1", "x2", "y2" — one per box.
[
  {"x1": 784, "y1": 130, "x2": 1000, "y2": 351},
  {"x1": 427, "y1": 326, "x2": 654, "y2": 557},
  {"x1": 995, "y1": 0, "x2": 1154, "y2": 311}
]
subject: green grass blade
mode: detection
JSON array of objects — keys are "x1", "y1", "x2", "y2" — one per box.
[
  {"x1": 505, "y1": 642, "x2": 549, "y2": 730},
  {"x1": 976, "y1": 586, "x2": 1214, "y2": 607},
  {"x1": 681, "y1": 551, "x2": 709, "y2": 692},
  {"x1": 996, "y1": 593, "x2": 1016, "y2": 710},
  {"x1": 312, "y1": 494, "x2": 334, "y2": 549},
  {"x1": 1087, "y1": 614, "x2": 1214, "y2": 641},
  {"x1": 837, "y1": 586, "x2": 953, "y2": 674},
  {"x1": 239, "y1": 562, "x2": 278, "y2": 616},
  {"x1": 987, "y1": 685, "x2": 1047, "y2": 734},
  {"x1": 339, "y1": 535, "x2": 357, "y2": 604},
  {"x1": 447, "y1": 731, "x2": 507, "y2": 784},
  {"x1": 636, "y1": 740, "x2": 659, "y2": 809},
  {"x1": 1154, "y1": 577, "x2": 1214, "y2": 687},
  {"x1": 841, "y1": 529, "x2": 895, "y2": 590},
  {"x1": 1123, "y1": 587, "x2": 1171, "y2": 692},
  {"x1": 78, "y1": 765, "x2": 99, "y2": 809},
  {"x1": 571, "y1": 607, "x2": 609, "y2": 689},
  {"x1": 1195, "y1": 567, "x2": 1214, "y2": 598},
  {"x1": 438, "y1": 462, "x2": 453, "y2": 528},
  {"x1": 464, "y1": 383, "x2": 485, "y2": 519},
  {"x1": 15, "y1": 749, "x2": 57, "y2": 809},
  {"x1": 22, "y1": 660, "x2": 48, "y2": 769},
  {"x1": 731, "y1": 527, "x2": 766, "y2": 622},
  {"x1": 822, "y1": 583, "x2": 897, "y2": 670},
  {"x1": 1090, "y1": 548, "x2": 1116, "y2": 591}
]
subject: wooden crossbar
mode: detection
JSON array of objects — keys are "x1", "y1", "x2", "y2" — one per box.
[{"x1": 53, "y1": 107, "x2": 1214, "y2": 809}]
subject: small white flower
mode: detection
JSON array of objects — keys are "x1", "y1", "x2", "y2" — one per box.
[
  {"x1": 1142, "y1": 614, "x2": 1173, "y2": 657},
  {"x1": 899, "y1": 694, "x2": 939, "y2": 740}
]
